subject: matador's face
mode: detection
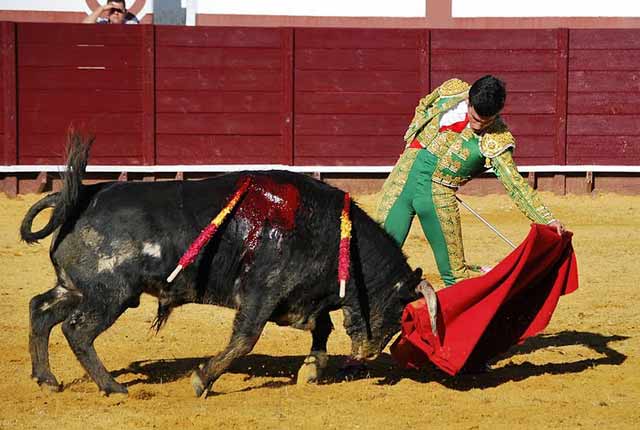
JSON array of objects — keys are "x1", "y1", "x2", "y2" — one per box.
[{"x1": 468, "y1": 104, "x2": 498, "y2": 133}]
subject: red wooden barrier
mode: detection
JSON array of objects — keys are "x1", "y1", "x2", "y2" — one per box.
[
  {"x1": 4, "y1": 24, "x2": 640, "y2": 169},
  {"x1": 1, "y1": 22, "x2": 16, "y2": 166},
  {"x1": 16, "y1": 23, "x2": 153, "y2": 165},
  {"x1": 293, "y1": 28, "x2": 426, "y2": 166},
  {"x1": 567, "y1": 29, "x2": 640, "y2": 165},
  {"x1": 155, "y1": 26, "x2": 293, "y2": 165},
  {"x1": 431, "y1": 29, "x2": 564, "y2": 166}
]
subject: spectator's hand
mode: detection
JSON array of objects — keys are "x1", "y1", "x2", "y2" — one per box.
[
  {"x1": 548, "y1": 220, "x2": 566, "y2": 236},
  {"x1": 102, "y1": 4, "x2": 120, "y2": 13}
]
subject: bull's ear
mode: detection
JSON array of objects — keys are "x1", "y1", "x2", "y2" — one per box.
[{"x1": 396, "y1": 268, "x2": 423, "y2": 300}]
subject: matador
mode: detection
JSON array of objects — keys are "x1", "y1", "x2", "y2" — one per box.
[{"x1": 376, "y1": 76, "x2": 565, "y2": 286}]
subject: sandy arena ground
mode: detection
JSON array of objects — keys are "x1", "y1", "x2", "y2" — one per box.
[{"x1": 0, "y1": 189, "x2": 639, "y2": 429}]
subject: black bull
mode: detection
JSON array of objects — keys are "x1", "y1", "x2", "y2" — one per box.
[{"x1": 21, "y1": 135, "x2": 425, "y2": 397}]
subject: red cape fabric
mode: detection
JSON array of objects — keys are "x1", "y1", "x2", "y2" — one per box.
[{"x1": 391, "y1": 224, "x2": 579, "y2": 376}]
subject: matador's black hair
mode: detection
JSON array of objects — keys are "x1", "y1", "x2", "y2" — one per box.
[{"x1": 469, "y1": 75, "x2": 506, "y2": 117}]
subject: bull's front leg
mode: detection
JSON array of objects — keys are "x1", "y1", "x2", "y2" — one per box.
[
  {"x1": 297, "y1": 311, "x2": 332, "y2": 384},
  {"x1": 191, "y1": 301, "x2": 269, "y2": 397}
]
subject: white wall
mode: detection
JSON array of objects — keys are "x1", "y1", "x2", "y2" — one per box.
[
  {"x1": 0, "y1": 0, "x2": 152, "y2": 19},
  {"x1": 452, "y1": 0, "x2": 640, "y2": 17},
  {"x1": 1, "y1": 0, "x2": 639, "y2": 19},
  {"x1": 194, "y1": 0, "x2": 426, "y2": 18}
]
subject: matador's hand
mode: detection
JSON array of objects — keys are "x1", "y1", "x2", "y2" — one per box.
[{"x1": 548, "y1": 220, "x2": 566, "y2": 236}]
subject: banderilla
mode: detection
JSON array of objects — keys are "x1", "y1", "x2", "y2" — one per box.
[{"x1": 455, "y1": 195, "x2": 517, "y2": 250}]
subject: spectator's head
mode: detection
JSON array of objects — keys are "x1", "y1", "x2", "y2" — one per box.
[
  {"x1": 107, "y1": 0, "x2": 127, "y2": 24},
  {"x1": 468, "y1": 75, "x2": 506, "y2": 132}
]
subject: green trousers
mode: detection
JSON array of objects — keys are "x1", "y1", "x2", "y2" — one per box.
[{"x1": 383, "y1": 151, "x2": 469, "y2": 286}]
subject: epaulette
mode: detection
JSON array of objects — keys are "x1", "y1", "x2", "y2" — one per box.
[
  {"x1": 438, "y1": 78, "x2": 470, "y2": 97},
  {"x1": 479, "y1": 118, "x2": 515, "y2": 158}
]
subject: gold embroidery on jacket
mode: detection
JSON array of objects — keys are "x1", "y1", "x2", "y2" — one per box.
[{"x1": 438, "y1": 79, "x2": 470, "y2": 97}]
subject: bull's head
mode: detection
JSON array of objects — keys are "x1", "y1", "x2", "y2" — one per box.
[{"x1": 346, "y1": 267, "x2": 424, "y2": 360}]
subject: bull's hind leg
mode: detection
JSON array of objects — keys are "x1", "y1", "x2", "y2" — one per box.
[
  {"x1": 61, "y1": 280, "x2": 139, "y2": 396},
  {"x1": 29, "y1": 285, "x2": 81, "y2": 391},
  {"x1": 297, "y1": 311, "x2": 332, "y2": 384}
]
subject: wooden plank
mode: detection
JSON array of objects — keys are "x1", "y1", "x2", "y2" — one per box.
[
  {"x1": 569, "y1": 71, "x2": 640, "y2": 92},
  {"x1": 19, "y1": 111, "x2": 142, "y2": 134},
  {"x1": 431, "y1": 50, "x2": 558, "y2": 72},
  {"x1": 567, "y1": 136, "x2": 640, "y2": 164},
  {"x1": 295, "y1": 114, "x2": 408, "y2": 136},
  {"x1": 295, "y1": 136, "x2": 404, "y2": 157},
  {"x1": 157, "y1": 91, "x2": 283, "y2": 113},
  {"x1": 295, "y1": 48, "x2": 419, "y2": 71},
  {"x1": 156, "y1": 135, "x2": 286, "y2": 164},
  {"x1": 141, "y1": 25, "x2": 154, "y2": 165},
  {"x1": 156, "y1": 26, "x2": 282, "y2": 48},
  {"x1": 20, "y1": 90, "x2": 143, "y2": 113},
  {"x1": 156, "y1": 113, "x2": 282, "y2": 135},
  {"x1": 295, "y1": 92, "x2": 419, "y2": 115},
  {"x1": 570, "y1": 29, "x2": 640, "y2": 50},
  {"x1": 432, "y1": 29, "x2": 558, "y2": 50},
  {"x1": 18, "y1": 23, "x2": 144, "y2": 46},
  {"x1": 296, "y1": 70, "x2": 420, "y2": 92},
  {"x1": 156, "y1": 47, "x2": 282, "y2": 69},
  {"x1": 431, "y1": 71, "x2": 557, "y2": 92},
  {"x1": 501, "y1": 92, "x2": 556, "y2": 115},
  {"x1": 555, "y1": 29, "x2": 569, "y2": 166},
  {"x1": 20, "y1": 154, "x2": 146, "y2": 165},
  {"x1": 294, "y1": 156, "x2": 396, "y2": 166},
  {"x1": 20, "y1": 134, "x2": 144, "y2": 156},
  {"x1": 570, "y1": 49, "x2": 640, "y2": 71},
  {"x1": 568, "y1": 93, "x2": 640, "y2": 115},
  {"x1": 498, "y1": 114, "x2": 557, "y2": 136},
  {"x1": 19, "y1": 133, "x2": 144, "y2": 162},
  {"x1": 567, "y1": 115, "x2": 640, "y2": 135},
  {"x1": 18, "y1": 45, "x2": 143, "y2": 67},
  {"x1": 295, "y1": 29, "x2": 421, "y2": 49},
  {"x1": 281, "y1": 28, "x2": 293, "y2": 165},
  {"x1": 19, "y1": 68, "x2": 143, "y2": 90},
  {"x1": 1, "y1": 22, "x2": 16, "y2": 166},
  {"x1": 508, "y1": 135, "x2": 556, "y2": 158},
  {"x1": 156, "y1": 68, "x2": 281, "y2": 91}
]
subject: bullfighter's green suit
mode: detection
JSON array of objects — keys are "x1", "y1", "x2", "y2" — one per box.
[{"x1": 376, "y1": 79, "x2": 556, "y2": 286}]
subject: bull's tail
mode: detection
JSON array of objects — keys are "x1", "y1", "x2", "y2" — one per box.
[{"x1": 20, "y1": 132, "x2": 94, "y2": 244}]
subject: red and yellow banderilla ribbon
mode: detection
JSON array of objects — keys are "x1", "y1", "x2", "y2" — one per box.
[
  {"x1": 167, "y1": 177, "x2": 251, "y2": 283},
  {"x1": 338, "y1": 193, "x2": 352, "y2": 298}
]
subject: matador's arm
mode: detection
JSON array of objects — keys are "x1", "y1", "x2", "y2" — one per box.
[{"x1": 490, "y1": 150, "x2": 556, "y2": 225}]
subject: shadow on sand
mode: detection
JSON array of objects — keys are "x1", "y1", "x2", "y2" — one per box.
[{"x1": 110, "y1": 330, "x2": 627, "y2": 393}]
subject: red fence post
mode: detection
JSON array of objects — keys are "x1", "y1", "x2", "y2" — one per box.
[
  {"x1": 555, "y1": 28, "x2": 569, "y2": 166},
  {"x1": 142, "y1": 24, "x2": 155, "y2": 165},
  {"x1": 281, "y1": 28, "x2": 294, "y2": 165},
  {"x1": 1, "y1": 22, "x2": 17, "y2": 166}
]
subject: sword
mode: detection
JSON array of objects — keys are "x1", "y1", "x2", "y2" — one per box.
[{"x1": 455, "y1": 195, "x2": 517, "y2": 250}]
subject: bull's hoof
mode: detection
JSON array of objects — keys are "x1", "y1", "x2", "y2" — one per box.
[
  {"x1": 296, "y1": 352, "x2": 328, "y2": 385},
  {"x1": 32, "y1": 373, "x2": 62, "y2": 393},
  {"x1": 336, "y1": 363, "x2": 369, "y2": 381},
  {"x1": 191, "y1": 368, "x2": 210, "y2": 398},
  {"x1": 100, "y1": 382, "x2": 128, "y2": 397}
]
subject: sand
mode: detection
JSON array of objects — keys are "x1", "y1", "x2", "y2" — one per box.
[{"x1": 1, "y1": 190, "x2": 638, "y2": 429}]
